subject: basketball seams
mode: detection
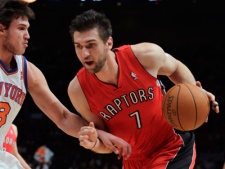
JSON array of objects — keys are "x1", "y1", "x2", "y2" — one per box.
[
  {"x1": 183, "y1": 83, "x2": 197, "y2": 130},
  {"x1": 176, "y1": 84, "x2": 184, "y2": 130},
  {"x1": 162, "y1": 83, "x2": 209, "y2": 131},
  {"x1": 193, "y1": 87, "x2": 210, "y2": 115}
]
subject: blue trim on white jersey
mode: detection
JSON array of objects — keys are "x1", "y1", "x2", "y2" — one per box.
[{"x1": 23, "y1": 57, "x2": 28, "y2": 92}]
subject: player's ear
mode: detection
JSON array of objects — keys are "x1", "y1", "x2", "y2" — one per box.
[
  {"x1": 107, "y1": 36, "x2": 113, "y2": 49},
  {"x1": 0, "y1": 24, "x2": 5, "y2": 33}
]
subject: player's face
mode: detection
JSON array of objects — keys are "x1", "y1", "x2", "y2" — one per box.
[
  {"x1": 1, "y1": 17, "x2": 30, "y2": 55},
  {"x1": 73, "y1": 28, "x2": 112, "y2": 74}
]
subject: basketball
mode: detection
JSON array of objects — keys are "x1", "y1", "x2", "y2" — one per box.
[{"x1": 162, "y1": 83, "x2": 210, "y2": 131}]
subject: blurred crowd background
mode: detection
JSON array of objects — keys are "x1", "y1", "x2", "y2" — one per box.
[{"x1": 13, "y1": 0, "x2": 224, "y2": 168}]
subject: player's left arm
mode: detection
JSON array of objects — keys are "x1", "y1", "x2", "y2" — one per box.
[
  {"x1": 27, "y1": 61, "x2": 88, "y2": 138},
  {"x1": 161, "y1": 51, "x2": 219, "y2": 113},
  {"x1": 132, "y1": 42, "x2": 219, "y2": 113}
]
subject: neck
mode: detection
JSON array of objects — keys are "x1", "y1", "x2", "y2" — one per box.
[
  {"x1": 95, "y1": 52, "x2": 118, "y2": 86},
  {"x1": 0, "y1": 54, "x2": 15, "y2": 70}
]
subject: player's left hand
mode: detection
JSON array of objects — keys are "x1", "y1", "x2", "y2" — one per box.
[{"x1": 196, "y1": 81, "x2": 219, "y2": 117}]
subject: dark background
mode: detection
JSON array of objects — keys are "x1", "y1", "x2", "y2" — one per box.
[{"x1": 13, "y1": 0, "x2": 224, "y2": 168}]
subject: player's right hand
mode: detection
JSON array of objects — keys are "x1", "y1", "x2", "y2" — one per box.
[
  {"x1": 78, "y1": 122, "x2": 98, "y2": 149},
  {"x1": 78, "y1": 122, "x2": 132, "y2": 160}
]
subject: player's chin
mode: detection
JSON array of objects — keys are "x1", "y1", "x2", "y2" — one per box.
[
  {"x1": 85, "y1": 67, "x2": 95, "y2": 74},
  {"x1": 15, "y1": 49, "x2": 26, "y2": 55}
]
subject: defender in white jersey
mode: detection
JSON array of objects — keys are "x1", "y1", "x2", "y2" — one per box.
[
  {"x1": 0, "y1": 55, "x2": 27, "y2": 169},
  {"x1": 0, "y1": 55, "x2": 27, "y2": 145},
  {"x1": 0, "y1": 1, "x2": 132, "y2": 168}
]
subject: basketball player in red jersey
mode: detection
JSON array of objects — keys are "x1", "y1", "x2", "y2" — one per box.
[
  {"x1": 68, "y1": 9, "x2": 220, "y2": 169},
  {"x1": 3, "y1": 124, "x2": 31, "y2": 169},
  {"x1": 0, "y1": 1, "x2": 130, "y2": 168}
]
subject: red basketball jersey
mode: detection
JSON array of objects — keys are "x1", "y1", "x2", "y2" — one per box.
[
  {"x1": 77, "y1": 45, "x2": 183, "y2": 159},
  {"x1": 3, "y1": 125, "x2": 16, "y2": 153}
]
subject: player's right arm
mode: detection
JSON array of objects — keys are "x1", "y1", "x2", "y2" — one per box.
[
  {"x1": 68, "y1": 76, "x2": 131, "y2": 159},
  {"x1": 78, "y1": 122, "x2": 131, "y2": 160}
]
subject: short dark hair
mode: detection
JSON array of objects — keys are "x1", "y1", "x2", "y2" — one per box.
[
  {"x1": 69, "y1": 9, "x2": 112, "y2": 43},
  {"x1": 0, "y1": 0, "x2": 35, "y2": 29}
]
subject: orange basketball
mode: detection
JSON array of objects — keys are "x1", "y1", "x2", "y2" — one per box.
[{"x1": 162, "y1": 83, "x2": 210, "y2": 131}]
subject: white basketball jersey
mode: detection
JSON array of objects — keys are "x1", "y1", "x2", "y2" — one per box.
[{"x1": 0, "y1": 55, "x2": 27, "y2": 148}]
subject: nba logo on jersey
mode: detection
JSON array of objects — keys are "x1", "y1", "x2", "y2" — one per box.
[{"x1": 130, "y1": 72, "x2": 137, "y2": 80}]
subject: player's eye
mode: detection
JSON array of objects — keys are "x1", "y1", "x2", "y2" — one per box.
[
  {"x1": 86, "y1": 43, "x2": 95, "y2": 49},
  {"x1": 75, "y1": 45, "x2": 82, "y2": 49}
]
